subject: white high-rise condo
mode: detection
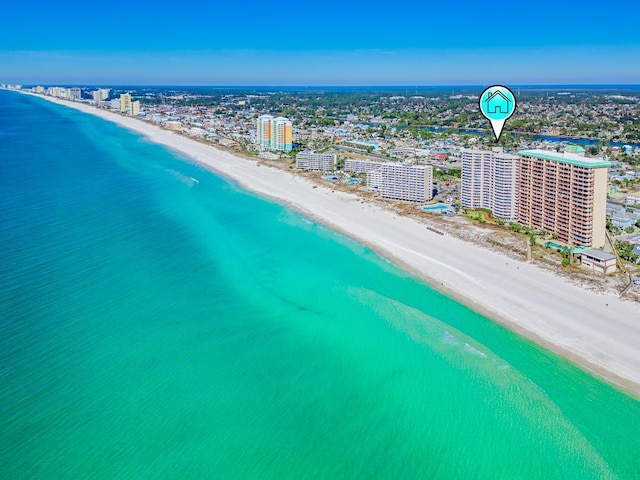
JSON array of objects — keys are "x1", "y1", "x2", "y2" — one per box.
[
  {"x1": 367, "y1": 162, "x2": 433, "y2": 202},
  {"x1": 344, "y1": 159, "x2": 383, "y2": 173},
  {"x1": 296, "y1": 151, "x2": 337, "y2": 171},
  {"x1": 461, "y1": 148, "x2": 519, "y2": 220}
]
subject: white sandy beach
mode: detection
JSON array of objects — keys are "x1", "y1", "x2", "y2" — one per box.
[{"x1": 19, "y1": 92, "x2": 640, "y2": 395}]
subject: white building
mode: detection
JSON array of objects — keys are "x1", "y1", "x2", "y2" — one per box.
[
  {"x1": 92, "y1": 88, "x2": 111, "y2": 103},
  {"x1": 368, "y1": 162, "x2": 433, "y2": 202},
  {"x1": 48, "y1": 86, "x2": 66, "y2": 98},
  {"x1": 296, "y1": 151, "x2": 337, "y2": 171},
  {"x1": 188, "y1": 127, "x2": 206, "y2": 137},
  {"x1": 344, "y1": 159, "x2": 383, "y2": 173},
  {"x1": 461, "y1": 148, "x2": 519, "y2": 220},
  {"x1": 580, "y1": 249, "x2": 617, "y2": 274},
  {"x1": 626, "y1": 191, "x2": 640, "y2": 206},
  {"x1": 164, "y1": 120, "x2": 182, "y2": 131},
  {"x1": 366, "y1": 169, "x2": 382, "y2": 190}
]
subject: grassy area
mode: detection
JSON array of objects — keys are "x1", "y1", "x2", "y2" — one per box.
[{"x1": 466, "y1": 210, "x2": 496, "y2": 224}]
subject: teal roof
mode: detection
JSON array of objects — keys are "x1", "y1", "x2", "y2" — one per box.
[
  {"x1": 518, "y1": 149, "x2": 611, "y2": 169},
  {"x1": 564, "y1": 145, "x2": 585, "y2": 153}
]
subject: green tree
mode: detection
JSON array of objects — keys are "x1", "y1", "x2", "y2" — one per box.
[
  {"x1": 615, "y1": 241, "x2": 639, "y2": 262},
  {"x1": 508, "y1": 222, "x2": 523, "y2": 233}
]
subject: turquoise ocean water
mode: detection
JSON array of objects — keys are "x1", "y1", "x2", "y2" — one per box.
[{"x1": 1, "y1": 91, "x2": 639, "y2": 479}]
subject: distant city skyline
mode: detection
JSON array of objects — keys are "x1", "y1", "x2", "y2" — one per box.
[{"x1": 2, "y1": 0, "x2": 639, "y2": 85}]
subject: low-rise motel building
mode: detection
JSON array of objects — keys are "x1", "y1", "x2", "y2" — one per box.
[
  {"x1": 461, "y1": 148, "x2": 519, "y2": 220},
  {"x1": 366, "y1": 162, "x2": 434, "y2": 202},
  {"x1": 626, "y1": 190, "x2": 640, "y2": 206},
  {"x1": 580, "y1": 248, "x2": 618, "y2": 274},
  {"x1": 256, "y1": 114, "x2": 292, "y2": 152},
  {"x1": 517, "y1": 149, "x2": 611, "y2": 248},
  {"x1": 296, "y1": 151, "x2": 337, "y2": 171}
]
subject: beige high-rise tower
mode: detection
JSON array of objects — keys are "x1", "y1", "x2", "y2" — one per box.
[
  {"x1": 120, "y1": 93, "x2": 132, "y2": 114},
  {"x1": 517, "y1": 149, "x2": 610, "y2": 248}
]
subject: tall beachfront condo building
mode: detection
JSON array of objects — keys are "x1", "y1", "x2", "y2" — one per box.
[
  {"x1": 367, "y1": 162, "x2": 433, "y2": 202},
  {"x1": 92, "y1": 88, "x2": 111, "y2": 103},
  {"x1": 296, "y1": 151, "x2": 337, "y2": 171},
  {"x1": 517, "y1": 149, "x2": 610, "y2": 248},
  {"x1": 120, "y1": 93, "x2": 132, "y2": 114},
  {"x1": 461, "y1": 148, "x2": 519, "y2": 220},
  {"x1": 48, "y1": 86, "x2": 65, "y2": 98},
  {"x1": 256, "y1": 114, "x2": 273, "y2": 149},
  {"x1": 256, "y1": 114, "x2": 293, "y2": 152},
  {"x1": 271, "y1": 117, "x2": 293, "y2": 152}
]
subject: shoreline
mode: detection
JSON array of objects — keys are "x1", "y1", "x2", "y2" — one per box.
[{"x1": 11, "y1": 91, "x2": 640, "y2": 398}]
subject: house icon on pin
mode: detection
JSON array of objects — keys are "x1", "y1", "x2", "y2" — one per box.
[{"x1": 484, "y1": 90, "x2": 511, "y2": 114}]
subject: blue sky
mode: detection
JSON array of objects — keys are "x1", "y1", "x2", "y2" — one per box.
[{"x1": 1, "y1": 0, "x2": 639, "y2": 85}]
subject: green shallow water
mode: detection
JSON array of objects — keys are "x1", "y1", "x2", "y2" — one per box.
[{"x1": 1, "y1": 91, "x2": 639, "y2": 479}]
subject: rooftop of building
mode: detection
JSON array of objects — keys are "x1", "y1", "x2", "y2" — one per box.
[
  {"x1": 378, "y1": 162, "x2": 432, "y2": 170},
  {"x1": 518, "y1": 149, "x2": 612, "y2": 169},
  {"x1": 296, "y1": 150, "x2": 337, "y2": 156},
  {"x1": 461, "y1": 147, "x2": 519, "y2": 158},
  {"x1": 581, "y1": 249, "x2": 617, "y2": 262},
  {"x1": 564, "y1": 145, "x2": 586, "y2": 155}
]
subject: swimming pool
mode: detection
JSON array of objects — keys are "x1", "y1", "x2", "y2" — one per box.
[
  {"x1": 544, "y1": 242, "x2": 589, "y2": 254},
  {"x1": 423, "y1": 203, "x2": 452, "y2": 212}
]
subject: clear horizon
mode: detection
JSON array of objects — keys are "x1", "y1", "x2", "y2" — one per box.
[
  {"x1": 6, "y1": 84, "x2": 640, "y2": 90},
  {"x1": 1, "y1": 0, "x2": 639, "y2": 84}
]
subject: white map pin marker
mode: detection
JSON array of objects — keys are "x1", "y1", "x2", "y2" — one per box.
[{"x1": 479, "y1": 85, "x2": 517, "y2": 141}]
